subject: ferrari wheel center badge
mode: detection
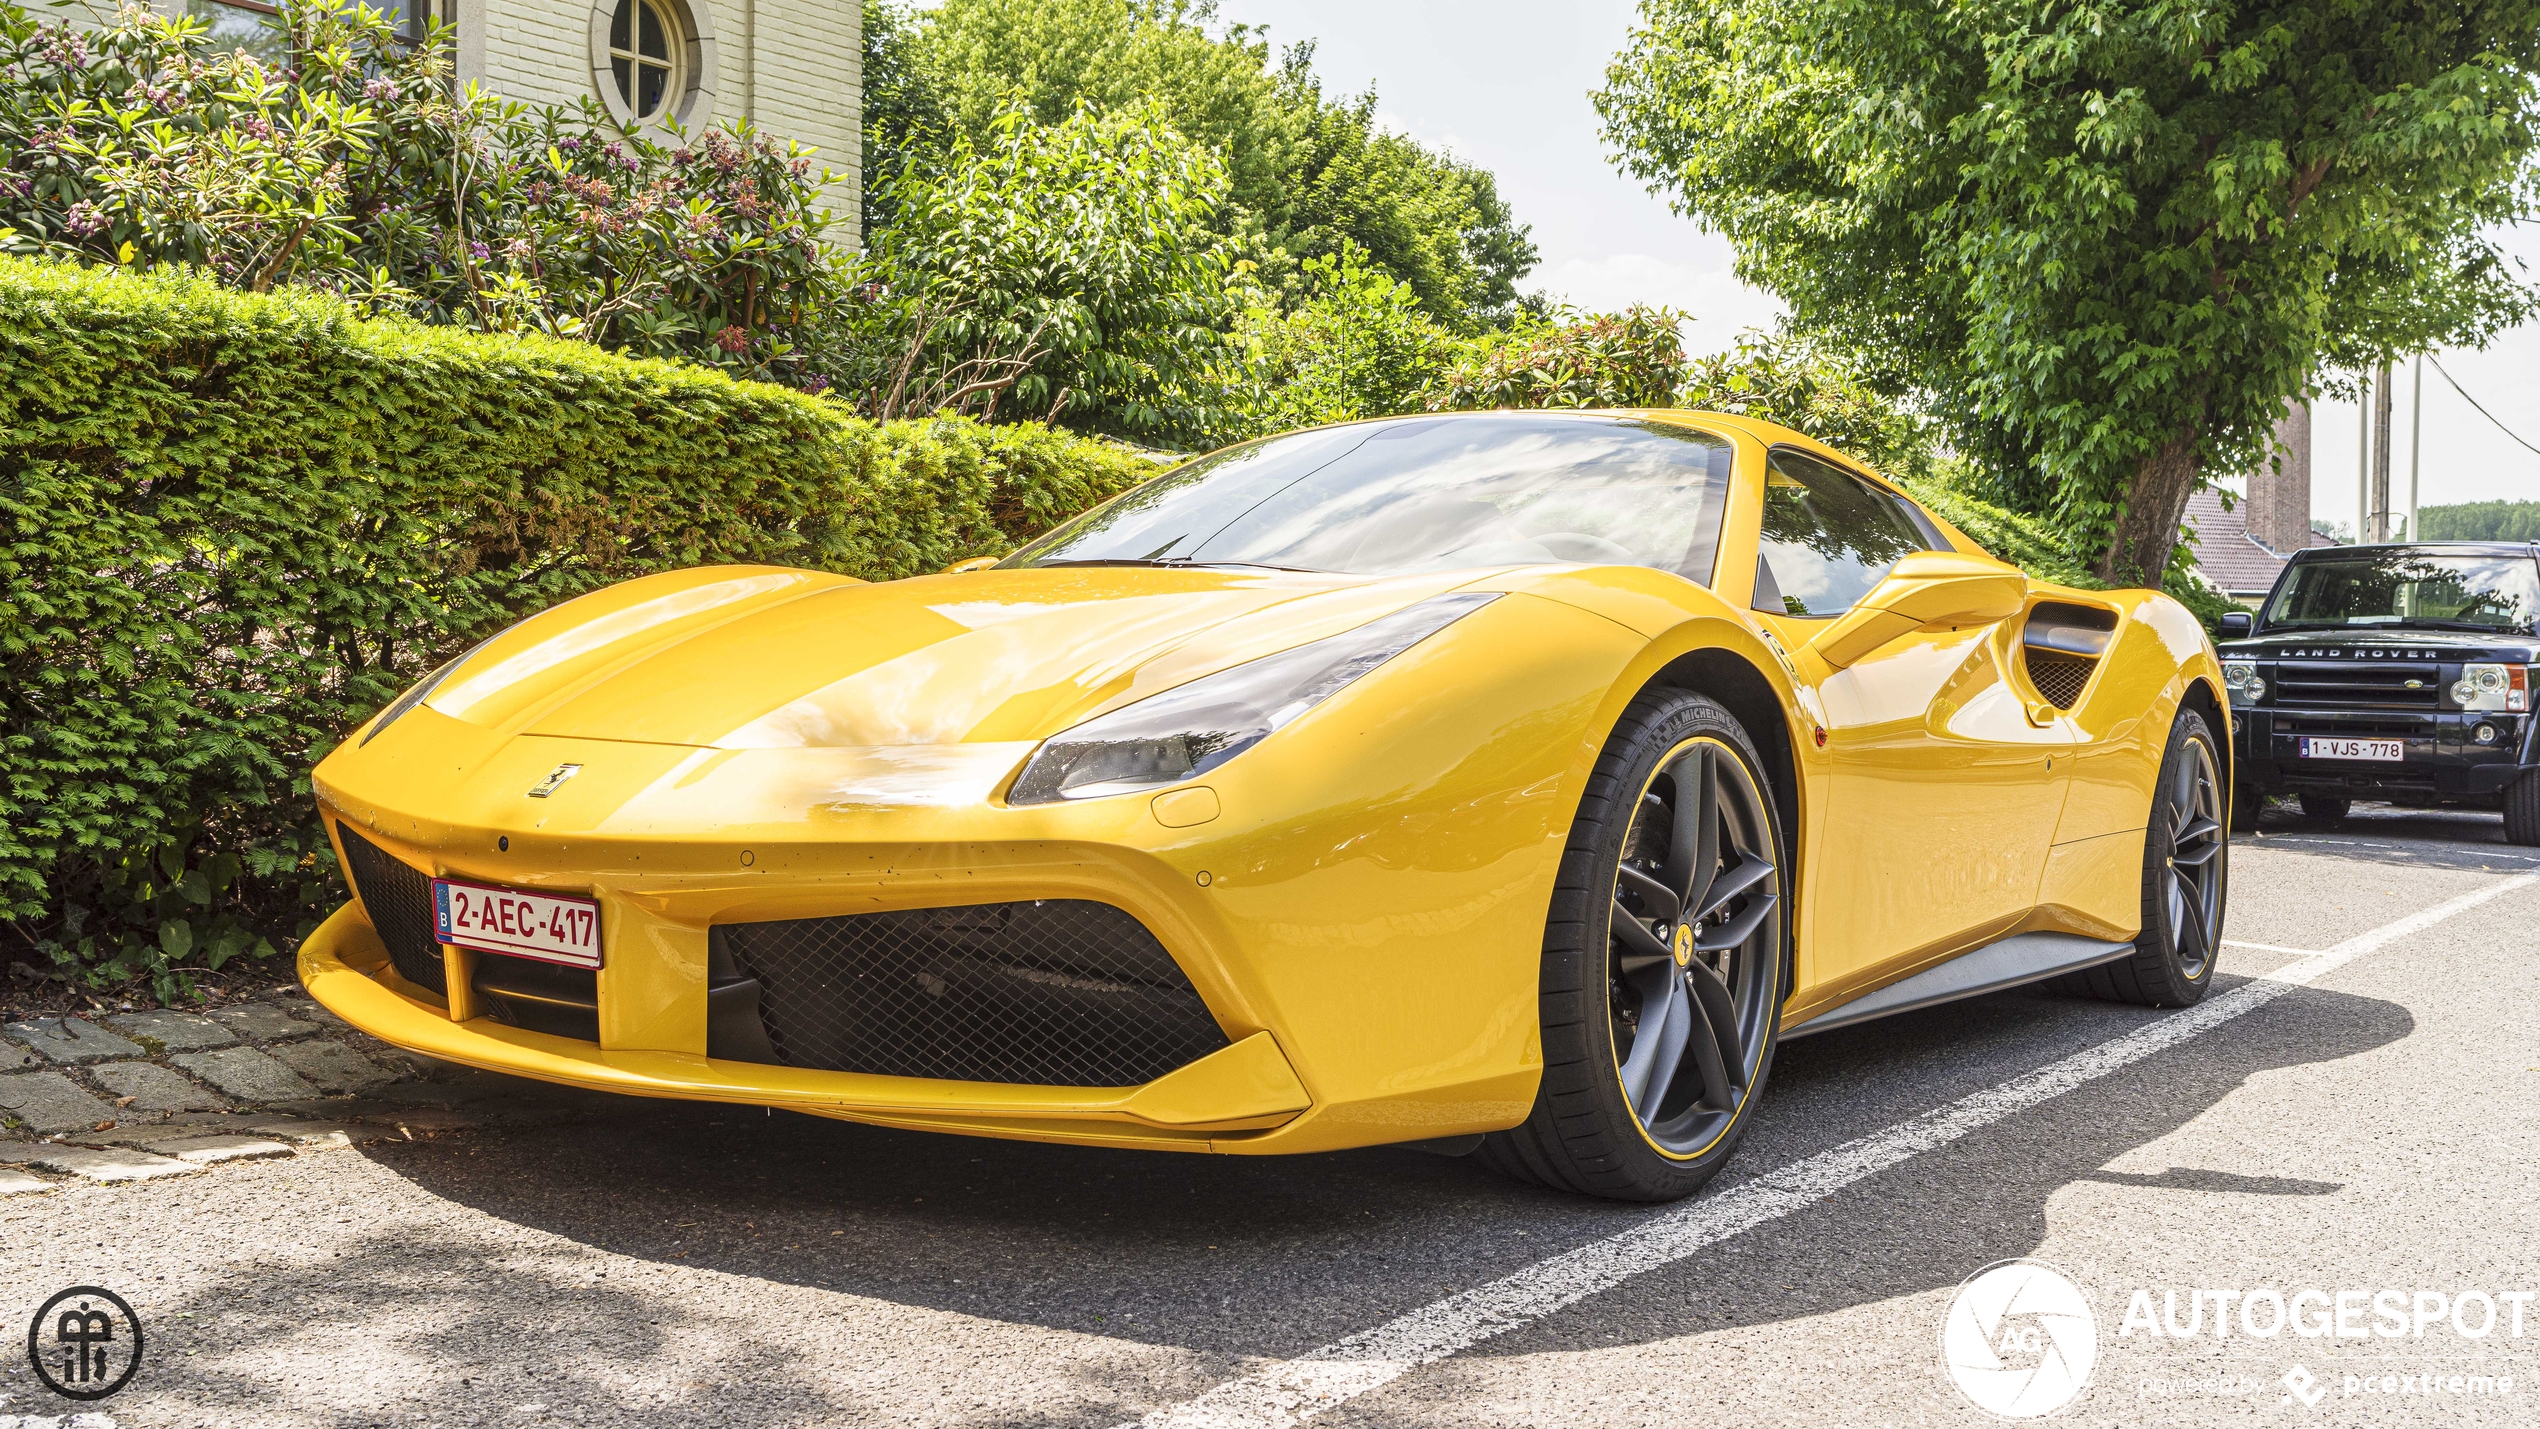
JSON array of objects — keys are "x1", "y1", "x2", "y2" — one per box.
[{"x1": 1672, "y1": 923, "x2": 1693, "y2": 967}]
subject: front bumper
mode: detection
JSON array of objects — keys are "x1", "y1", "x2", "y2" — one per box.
[
  {"x1": 301, "y1": 898, "x2": 1314, "y2": 1150},
  {"x1": 2232, "y1": 707, "x2": 2532, "y2": 802}
]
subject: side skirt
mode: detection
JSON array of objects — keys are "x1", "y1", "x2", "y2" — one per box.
[{"x1": 1782, "y1": 932, "x2": 2136, "y2": 1040}]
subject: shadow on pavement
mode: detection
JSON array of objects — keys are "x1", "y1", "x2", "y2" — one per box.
[
  {"x1": 2240, "y1": 801, "x2": 2540, "y2": 872},
  {"x1": 286, "y1": 970, "x2": 2414, "y2": 1381}
]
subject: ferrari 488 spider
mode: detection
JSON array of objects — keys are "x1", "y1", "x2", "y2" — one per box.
[{"x1": 305, "y1": 410, "x2": 2229, "y2": 1200}]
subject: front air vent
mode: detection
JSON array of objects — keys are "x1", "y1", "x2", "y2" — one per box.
[
  {"x1": 2022, "y1": 602, "x2": 2116, "y2": 712},
  {"x1": 336, "y1": 825, "x2": 446, "y2": 995},
  {"x1": 713, "y1": 900, "x2": 1230, "y2": 1087},
  {"x1": 472, "y1": 954, "x2": 599, "y2": 1041}
]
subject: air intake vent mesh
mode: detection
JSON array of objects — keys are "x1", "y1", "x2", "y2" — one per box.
[
  {"x1": 336, "y1": 825, "x2": 445, "y2": 995},
  {"x1": 715, "y1": 900, "x2": 1229, "y2": 1087},
  {"x1": 2024, "y1": 649, "x2": 2093, "y2": 711}
]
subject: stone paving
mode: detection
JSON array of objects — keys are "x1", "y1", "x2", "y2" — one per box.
[{"x1": 0, "y1": 990, "x2": 605, "y2": 1194}]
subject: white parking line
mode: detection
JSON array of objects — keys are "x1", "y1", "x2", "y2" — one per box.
[
  {"x1": 1122, "y1": 874, "x2": 2539, "y2": 1429},
  {"x1": 2222, "y1": 939, "x2": 2322, "y2": 955}
]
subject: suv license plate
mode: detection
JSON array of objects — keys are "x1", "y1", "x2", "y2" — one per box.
[
  {"x1": 431, "y1": 878, "x2": 603, "y2": 968},
  {"x1": 2298, "y1": 737, "x2": 2403, "y2": 763}
]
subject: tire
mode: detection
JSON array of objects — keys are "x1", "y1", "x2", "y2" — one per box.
[
  {"x1": 2298, "y1": 793, "x2": 2351, "y2": 822},
  {"x1": 2057, "y1": 708, "x2": 2226, "y2": 1008},
  {"x1": 2229, "y1": 782, "x2": 2262, "y2": 833},
  {"x1": 2507, "y1": 772, "x2": 2540, "y2": 847},
  {"x1": 1479, "y1": 689, "x2": 1788, "y2": 1202}
]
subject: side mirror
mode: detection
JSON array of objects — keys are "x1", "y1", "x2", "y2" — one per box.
[
  {"x1": 1809, "y1": 552, "x2": 2029, "y2": 670},
  {"x1": 2217, "y1": 611, "x2": 2254, "y2": 639},
  {"x1": 941, "y1": 555, "x2": 999, "y2": 575}
]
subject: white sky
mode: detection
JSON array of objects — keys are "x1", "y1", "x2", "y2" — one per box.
[{"x1": 1212, "y1": 0, "x2": 2540, "y2": 520}]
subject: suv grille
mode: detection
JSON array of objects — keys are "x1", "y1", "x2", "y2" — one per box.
[
  {"x1": 2269, "y1": 661, "x2": 2441, "y2": 709},
  {"x1": 714, "y1": 901, "x2": 1229, "y2": 1087},
  {"x1": 337, "y1": 825, "x2": 445, "y2": 995}
]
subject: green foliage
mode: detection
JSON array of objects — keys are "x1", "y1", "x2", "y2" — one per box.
[
  {"x1": 2420, "y1": 499, "x2": 2540, "y2": 541},
  {"x1": 861, "y1": 0, "x2": 950, "y2": 239},
  {"x1": 2, "y1": 0, "x2": 846, "y2": 383},
  {"x1": 1600, "y1": 0, "x2": 2540, "y2": 583},
  {"x1": 911, "y1": 0, "x2": 1538, "y2": 328},
  {"x1": 1214, "y1": 242, "x2": 1452, "y2": 439},
  {"x1": 0, "y1": 256, "x2": 1152, "y2": 996},
  {"x1": 1678, "y1": 333, "x2": 1937, "y2": 484},
  {"x1": 1428, "y1": 305, "x2": 1688, "y2": 411},
  {"x1": 850, "y1": 100, "x2": 1237, "y2": 443}
]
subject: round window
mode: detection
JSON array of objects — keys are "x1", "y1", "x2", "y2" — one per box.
[{"x1": 606, "y1": 0, "x2": 681, "y2": 123}]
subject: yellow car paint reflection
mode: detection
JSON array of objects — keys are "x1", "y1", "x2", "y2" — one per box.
[{"x1": 303, "y1": 411, "x2": 2226, "y2": 1161}]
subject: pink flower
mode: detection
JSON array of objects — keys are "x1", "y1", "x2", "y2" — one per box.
[
  {"x1": 62, "y1": 201, "x2": 108, "y2": 237},
  {"x1": 715, "y1": 325, "x2": 749, "y2": 354}
]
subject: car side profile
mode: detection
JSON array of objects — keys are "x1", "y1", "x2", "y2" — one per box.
[{"x1": 303, "y1": 410, "x2": 2230, "y2": 1201}]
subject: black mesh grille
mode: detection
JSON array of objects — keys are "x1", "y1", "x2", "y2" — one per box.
[
  {"x1": 337, "y1": 824, "x2": 445, "y2": 995},
  {"x1": 2269, "y1": 661, "x2": 2441, "y2": 708},
  {"x1": 2025, "y1": 649, "x2": 2094, "y2": 710},
  {"x1": 716, "y1": 900, "x2": 1230, "y2": 1087}
]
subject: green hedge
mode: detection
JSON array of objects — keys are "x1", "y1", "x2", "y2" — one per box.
[{"x1": 0, "y1": 257, "x2": 1155, "y2": 992}]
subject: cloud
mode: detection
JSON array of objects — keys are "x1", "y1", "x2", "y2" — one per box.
[{"x1": 1525, "y1": 253, "x2": 1785, "y2": 355}]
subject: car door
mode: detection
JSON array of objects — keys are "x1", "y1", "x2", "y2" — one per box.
[{"x1": 1743, "y1": 449, "x2": 2072, "y2": 1002}]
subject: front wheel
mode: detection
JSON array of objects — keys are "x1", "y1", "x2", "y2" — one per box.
[
  {"x1": 2506, "y1": 772, "x2": 2540, "y2": 847},
  {"x1": 2298, "y1": 793, "x2": 2352, "y2": 823},
  {"x1": 1480, "y1": 690, "x2": 1788, "y2": 1202},
  {"x1": 2061, "y1": 708, "x2": 2226, "y2": 1008}
]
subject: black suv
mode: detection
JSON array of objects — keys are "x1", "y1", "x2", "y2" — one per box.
[{"x1": 2218, "y1": 542, "x2": 2540, "y2": 844}]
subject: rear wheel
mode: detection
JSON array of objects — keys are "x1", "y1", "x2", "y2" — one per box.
[
  {"x1": 2058, "y1": 709, "x2": 2225, "y2": 1007},
  {"x1": 1480, "y1": 690, "x2": 1787, "y2": 1202},
  {"x1": 2229, "y1": 782, "x2": 2262, "y2": 833},
  {"x1": 2298, "y1": 793, "x2": 2352, "y2": 822},
  {"x1": 2506, "y1": 772, "x2": 2540, "y2": 847}
]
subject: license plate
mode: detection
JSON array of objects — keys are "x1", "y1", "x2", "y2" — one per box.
[
  {"x1": 2298, "y1": 737, "x2": 2404, "y2": 763},
  {"x1": 431, "y1": 879, "x2": 603, "y2": 968}
]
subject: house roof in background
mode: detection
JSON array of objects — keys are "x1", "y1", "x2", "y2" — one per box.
[{"x1": 2183, "y1": 487, "x2": 2339, "y2": 597}]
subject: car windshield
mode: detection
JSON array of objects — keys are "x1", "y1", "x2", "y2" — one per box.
[
  {"x1": 999, "y1": 413, "x2": 1734, "y2": 582},
  {"x1": 2264, "y1": 550, "x2": 2540, "y2": 633}
]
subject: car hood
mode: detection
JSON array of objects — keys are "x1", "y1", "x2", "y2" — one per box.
[
  {"x1": 419, "y1": 564, "x2": 1493, "y2": 750},
  {"x1": 2220, "y1": 626, "x2": 2540, "y2": 664}
]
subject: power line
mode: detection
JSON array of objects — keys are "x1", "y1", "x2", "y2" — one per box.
[{"x1": 2428, "y1": 354, "x2": 2540, "y2": 461}]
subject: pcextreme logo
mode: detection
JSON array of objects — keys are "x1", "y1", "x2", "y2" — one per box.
[{"x1": 1941, "y1": 1259, "x2": 2098, "y2": 1419}]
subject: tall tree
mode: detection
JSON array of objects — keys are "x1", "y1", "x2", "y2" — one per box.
[
  {"x1": 914, "y1": 0, "x2": 1537, "y2": 327},
  {"x1": 1599, "y1": 0, "x2": 2540, "y2": 581}
]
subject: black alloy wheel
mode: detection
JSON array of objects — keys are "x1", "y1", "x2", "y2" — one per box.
[
  {"x1": 1607, "y1": 740, "x2": 1782, "y2": 1156},
  {"x1": 2057, "y1": 708, "x2": 2225, "y2": 1008},
  {"x1": 1482, "y1": 690, "x2": 1788, "y2": 1201}
]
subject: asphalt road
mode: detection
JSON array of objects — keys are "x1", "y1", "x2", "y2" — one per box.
[{"x1": 6, "y1": 803, "x2": 2538, "y2": 1428}]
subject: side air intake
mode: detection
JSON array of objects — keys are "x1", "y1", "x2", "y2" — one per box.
[
  {"x1": 2022, "y1": 602, "x2": 2116, "y2": 712},
  {"x1": 336, "y1": 825, "x2": 446, "y2": 995}
]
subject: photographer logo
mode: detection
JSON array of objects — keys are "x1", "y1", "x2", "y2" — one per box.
[
  {"x1": 1941, "y1": 1260, "x2": 2097, "y2": 1419},
  {"x1": 26, "y1": 1285, "x2": 143, "y2": 1401}
]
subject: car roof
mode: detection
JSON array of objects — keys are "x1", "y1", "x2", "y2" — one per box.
[{"x1": 2287, "y1": 542, "x2": 2540, "y2": 560}]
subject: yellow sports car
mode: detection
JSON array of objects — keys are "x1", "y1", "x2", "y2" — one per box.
[{"x1": 303, "y1": 410, "x2": 2229, "y2": 1201}]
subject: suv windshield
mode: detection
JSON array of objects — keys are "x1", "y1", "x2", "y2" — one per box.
[
  {"x1": 1000, "y1": 413, "x2": 1734, "y2": 582},
  {"x1": 2264, "y1": 550, "x2": 2540, "y2": 633}
]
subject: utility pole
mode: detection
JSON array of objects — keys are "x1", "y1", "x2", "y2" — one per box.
[
  {"x1": 2370, "y1": 361, "x2": 2395, "y2": 542},
  {"x1": 2357, "y1": 374, "x2": 2369, "y2": 544},
  {"x1": 2408, "y1": 355, "x2": 2424, "y2": 543}
]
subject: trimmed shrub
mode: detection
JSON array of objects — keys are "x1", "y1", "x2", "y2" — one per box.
[{"x1": 0, "y1": 256, "x2": 1153, "y2": 992}]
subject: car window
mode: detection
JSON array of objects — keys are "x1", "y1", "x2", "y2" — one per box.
[
  {"x1": 2264, "y1": 550, "x2": 2540, "y2": 633},
  {"x1": 1754, "y1": 450, "x2": 1933, "y2": 617},
  {"x1": 1002, "y1": 413, "x2": 1735, "y2": 583}
]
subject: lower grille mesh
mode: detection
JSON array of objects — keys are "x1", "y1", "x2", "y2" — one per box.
[
  {"x1": 716, "y1": 900, "x2": 1229, "y2": 1087},
  {"x1": 337, "y1": 825, "x2": 445, "y2": 995}
]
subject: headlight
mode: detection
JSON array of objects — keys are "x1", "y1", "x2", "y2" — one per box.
[
  {"x1": 360, "y1": 636, "x2": 494, "y2": 746},
  {"x1": 1007, "y1": 593, "x2": 1501, "y2": 804},
  {"x1": 2452, "y1": 663, "x2": 2530, "y2": 713},
  {"x1": 2222, "y1": 660, "x2": 2265, "y2": 706}
]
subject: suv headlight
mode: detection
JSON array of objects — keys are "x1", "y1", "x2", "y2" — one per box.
[
  {"x1": 2222, "y1": 660, "x2": 2264, "y2": 706},
  {"x1": 1008, "y1": 593, "x2": 1500, "y2": 804},
  {"x1": 2451, "y1": 663, "x2": 2530, "y2": 713}
]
